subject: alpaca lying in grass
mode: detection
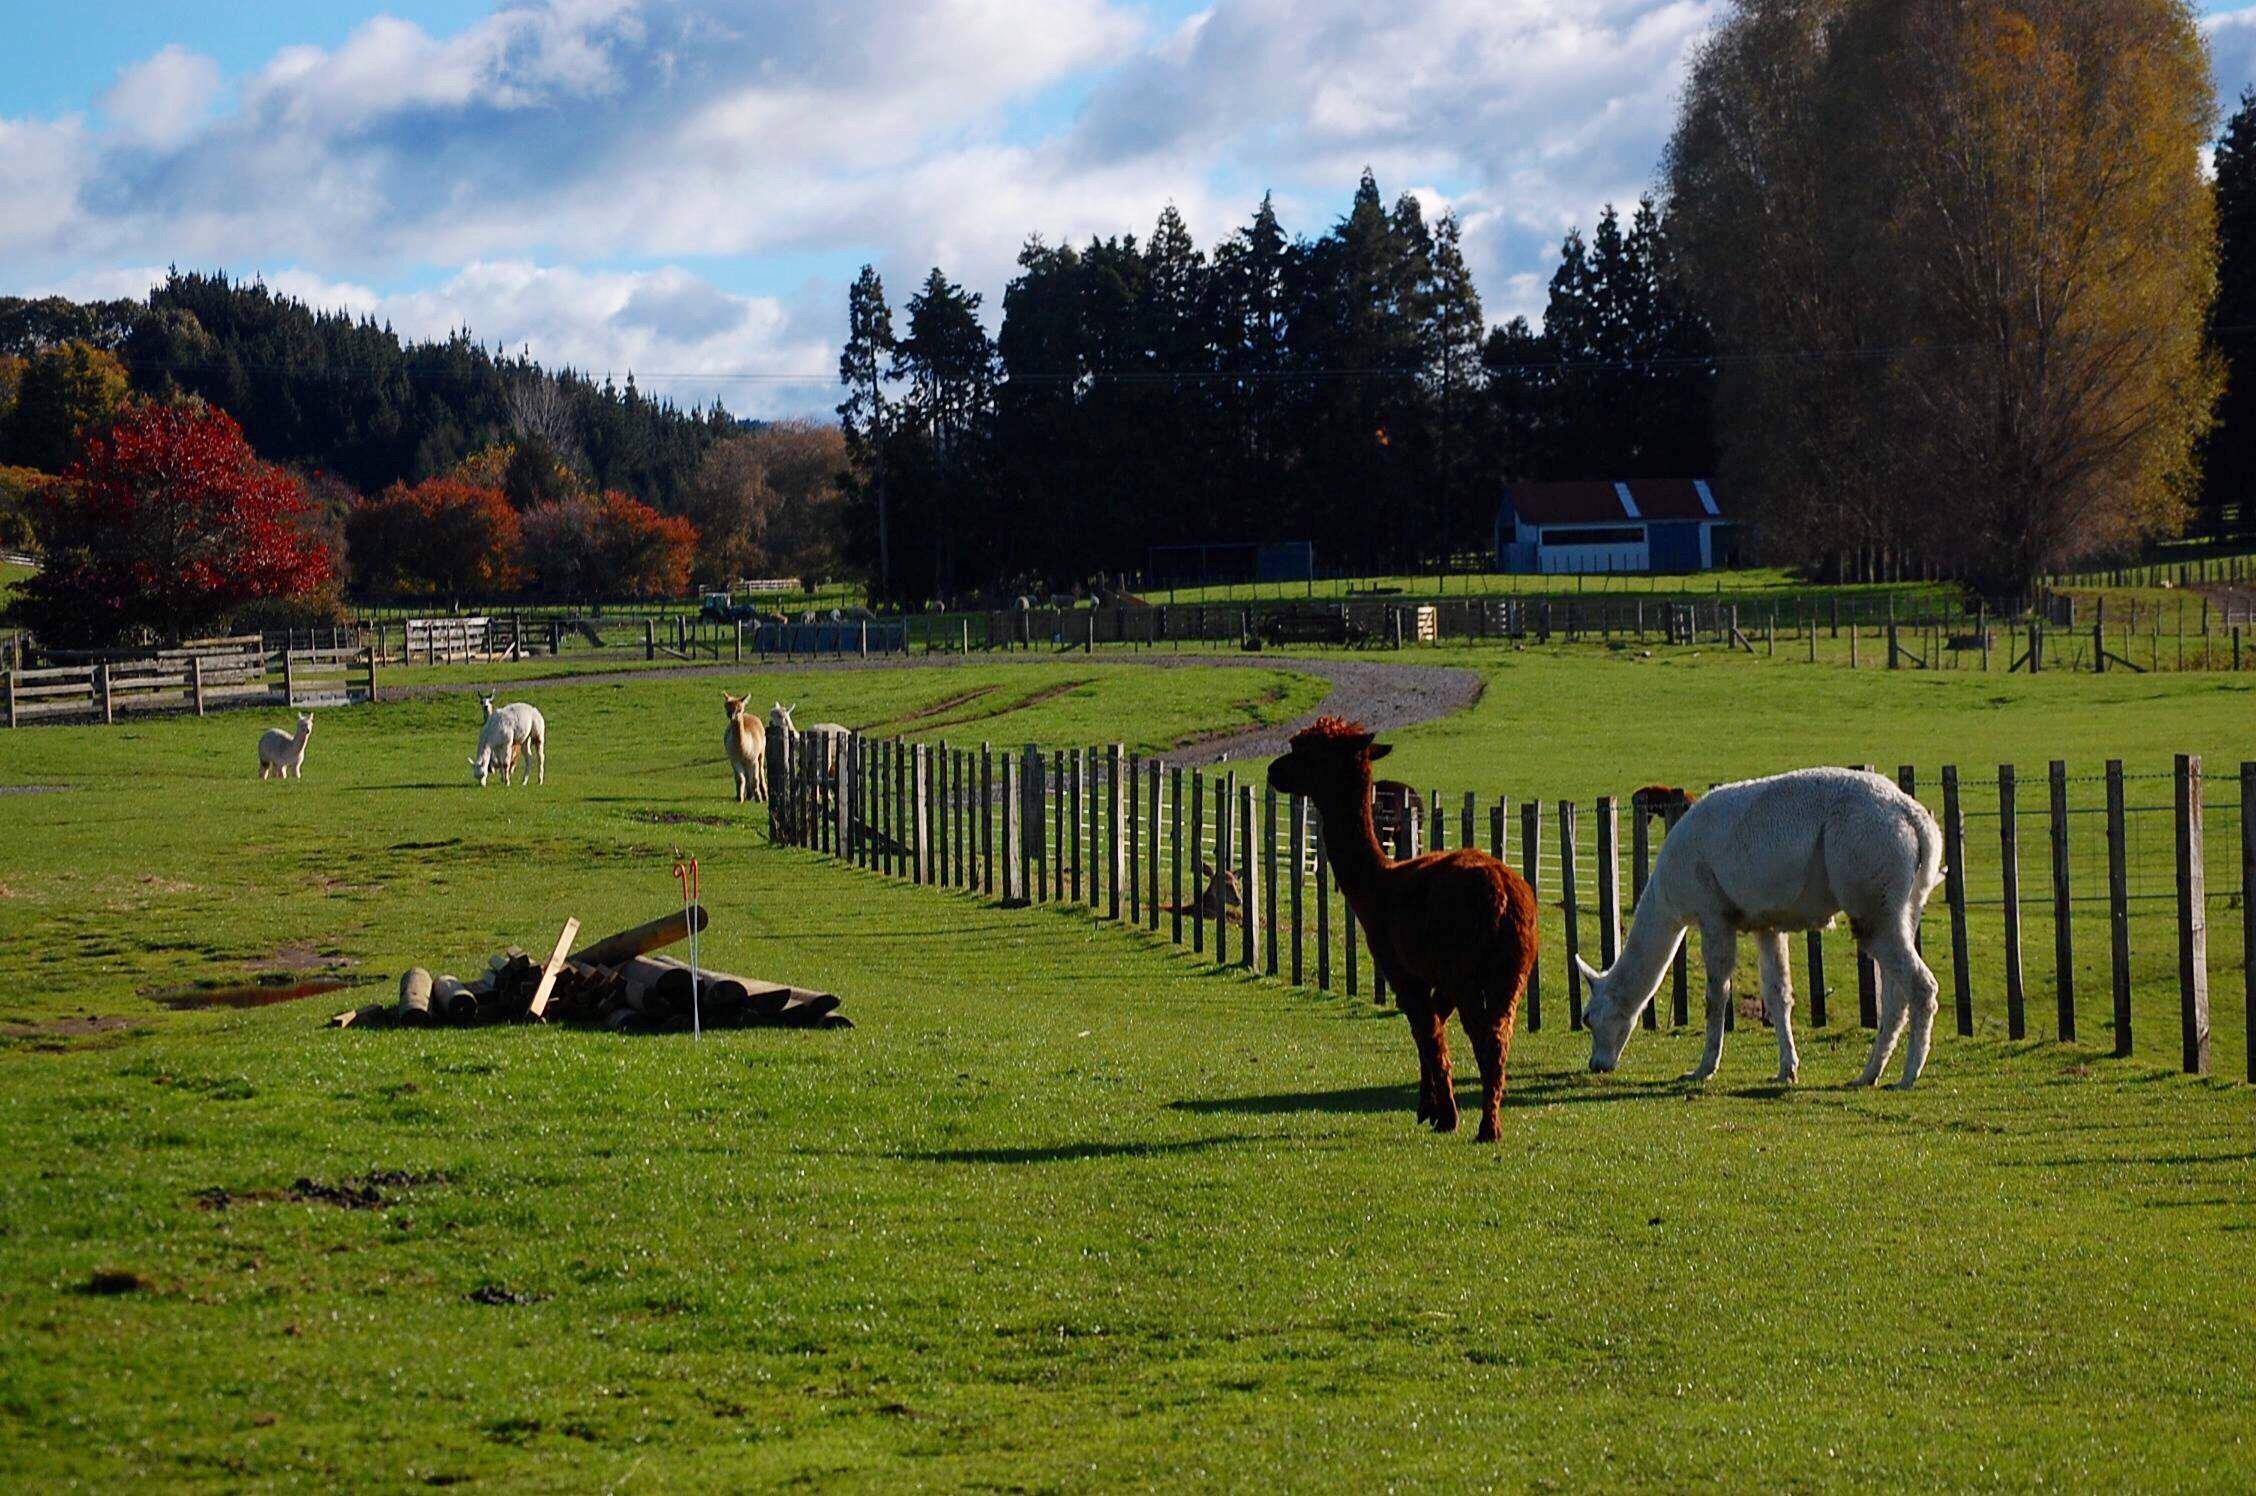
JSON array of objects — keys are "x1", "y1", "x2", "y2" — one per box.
[
  {"x1": 1165, "y1": 859, "x2": 1243, "y2": 920},
  {"x1": 1579, "y1": 766, "x2": 1945, "y2": 1089},
  {"x1": 257, "y1": 713, "x2": 314, "y2": 780},
  {"x1": 1270, "y1": 716, "x2": 1539, "y2": 1141},
  {"x1": 471, "y1": 694, "x2": 546, "y2": 787}
]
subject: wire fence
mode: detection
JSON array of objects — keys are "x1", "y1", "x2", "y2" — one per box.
[{"x1": 766, "y1": 736, "x2": 2254, "y2": 1083}]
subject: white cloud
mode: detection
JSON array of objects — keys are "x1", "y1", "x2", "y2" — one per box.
[
  {"x1": 100, "y1": 45, "x2": 223, "y2": 150},
  {"x1": 2209, "y1": 7, "x2": 2256, "y2": 106}
]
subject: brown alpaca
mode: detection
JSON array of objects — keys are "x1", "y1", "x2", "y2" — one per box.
[
  {"x1": 1269, "y1": 717, "x2": 1540, "y2": 1141},
  {"x1": 1631, "y1": 783, "x2": 1696, "y2": 826},
  {"x1": 1165, "y1": 859, "x2": 1243, "y2": 920}
]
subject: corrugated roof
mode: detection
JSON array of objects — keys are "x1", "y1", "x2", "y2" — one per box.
[{"x1": 1504, "y1": 479, "x2": 1725, "y2": 525}]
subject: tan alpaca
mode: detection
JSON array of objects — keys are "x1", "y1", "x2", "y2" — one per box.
[
  {"x1": 1165, "y1": 858, "x2": 1243, "y2": 919},
  {"x1": 724, "y1": 693, "x2": 768, "y2": 802}
]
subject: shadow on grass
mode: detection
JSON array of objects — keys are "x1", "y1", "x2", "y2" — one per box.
[
  {"x1": 1168, "y1": 1072, "x2": 1696, "y2": 1117},
  {"x1": 897, "y1": 1133, "x2": 1267, "y2": 1165}
]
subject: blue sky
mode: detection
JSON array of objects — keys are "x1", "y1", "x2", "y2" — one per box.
[{"x1": 6, "y1": 0, "x2": 2255, "y2": 417}]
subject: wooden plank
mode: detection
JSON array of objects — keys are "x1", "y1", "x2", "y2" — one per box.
[
  {"x1": 1999, "y1": 764, "x2": 2026, "y2": 1039},
  {"x1": 2048, "y1": 759, "x2": 2074, "y2": 1042},
  {"x1": 527, "y1": 919, "x2": 580, "y2": 1020},
  {"x1": 1943, "y1": 766, "x2": 1972, "y2": 1036},
  {"x1": 2175, "y1": 753, "x2": 2210, "y2": 1074}
]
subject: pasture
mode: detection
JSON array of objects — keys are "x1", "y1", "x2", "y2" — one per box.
[{"x1": 0, "y1": 652, "x2": 2251, "y2": 1487}]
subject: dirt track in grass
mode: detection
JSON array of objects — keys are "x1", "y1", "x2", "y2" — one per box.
[{"x1": 386, "y1": 652, "x2": 1484, "y2": 765}]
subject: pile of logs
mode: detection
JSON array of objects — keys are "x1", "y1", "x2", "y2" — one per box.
[{"x1": 329, "y1": 906, "x2": 849, "y2": 1033}]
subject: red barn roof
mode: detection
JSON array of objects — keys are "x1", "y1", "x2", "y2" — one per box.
[{"x1": 1505, "y1": 479, "x2": 1724, "y2": 525}]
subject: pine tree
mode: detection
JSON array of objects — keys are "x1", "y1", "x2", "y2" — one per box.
[
  {"x1": 2207, "y1": 87, "x2": 2256, "y2": 538},
  {"x1": 837, "y1": 265, "x2": 897, "y2": 588}
]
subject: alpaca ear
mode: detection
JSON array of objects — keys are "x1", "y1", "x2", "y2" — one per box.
[
  {"x1": 1575, "y1": 954, "x2": 1604, "y2": 989},
  {"x1": 1365, "y1": 742, "x2": 1392, "y2": 761}
]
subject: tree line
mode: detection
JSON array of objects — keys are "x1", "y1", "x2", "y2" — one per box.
[{"x1": 839, "y1": 179, "x2": 1716, "y2": 605}]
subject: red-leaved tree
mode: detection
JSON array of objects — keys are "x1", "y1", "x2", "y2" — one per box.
[
  {"x1": 346, "y1": 477, "x2": 521, "y2": 599},
  {"x1": 12, "y1": 400, "x2": 334, "y2": 645},
  {"x1": 594, "y1": 491, "x2": 698, "y2": 600}
]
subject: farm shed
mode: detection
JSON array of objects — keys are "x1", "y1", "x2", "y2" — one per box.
[{"x1": 1492, "y1": 480, "x2": 1734, "y2": 574}]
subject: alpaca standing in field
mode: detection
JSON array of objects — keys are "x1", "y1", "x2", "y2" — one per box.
[
  {"x1": 772, "y1": 702, "x2": 848, "y2": 771},
  {"x1": 471, "y1": 695, "x2": 546, "y2": 787},
  {"x1": 1269, "y1": 717, "x2": 1539, "y2": 1141},
  {"x1": 257, "y1": 713, "x2": 314, "y2": 780},
  {"x1": 1631, "y1": 783, "x2": 1696, "y2": 827},
  {"x1": 725, "y1": 693, "x2": 768, "y2": 802},
  {"x1": 1579, "y1": 767, "x2": 1945, "y2": 1089}
]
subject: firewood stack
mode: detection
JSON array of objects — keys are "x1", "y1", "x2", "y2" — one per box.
[{"x1": 330, "y1": 905, "x2": 850, "y2": 1033}]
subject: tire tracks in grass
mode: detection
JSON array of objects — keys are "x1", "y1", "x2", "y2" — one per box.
[{"x1": 386, "y1": 652, "x2": 1482, "y2": 765}]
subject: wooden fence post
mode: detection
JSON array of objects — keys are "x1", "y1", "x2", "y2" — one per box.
[
  {"x1": 1170, "y1": 766, "x2": 1185, "y2": 944},
  {"x1": 1263, "y1": 784, "x2": 1279, "y2": 974},
  {"x1": 1999, "y1": 764, "x2": 2027, "y2": 1040},
  {"x1": 1068, "y1": 749, "x2": 1083, "y2": 903},
  {"x1": 1148, "y1": 760, "x2": 1162, "y2": 932},
  {"x1": 1190, "y1": 770, "x2": 1205, "y2": 954},
  {"x1": 2241, "y1": 761, "x2": 2254, "y2": 1084},
  {"x1": 1559, "y1": 800, "x2": 1582, "y2": 1030},
  {"x1": 99, "y1": 662, "x2": 114, "y2": 724},
  {"x1": 2175, "y1": 753, "x2": 2209, "y2": 1075},
  {"x1": 980, "y1": 744, "x2": 995, "y2": 897},
  {"x1": 2048, "y1": 759, "x2": 2074, "y2": 1042},
  {"x1": 2107, "y1": 759, "x2": 2131, "y2": 1057},
  {"x1": 1110, "y1": 745, "x2": 1127, "y2": 923},
  {"x1": 913, "y1": 744, "x2": 930, "y2": 885},
  {"x1": 1127, "y1": 753, "x2": 1142, "y2": 924},
  {"x1": 1001, "y1": 752, "x2": 1023, "y2": 905},
  {"x1": 1520, "y1": 801, "x2": 1542, "y2": 1030},
  {"x1": 190, "y1": 655, "x2": 206, "y2": 717},
  {"x1": 1053, "y1": 750, "x2": 1068, "y2": 904},
  {"x1": 1316, "y1": 814, "x2": 1333, "y2": 991},
  {"x1": 1943, "y1": 765, "x2": 1972, "y2": 1036},
  {"x1": 1214, "y1": 776, "x2": 1233, "y2": 967},
  {"x1": 1290, "y1": 794, "x2": 1307, "y2": 985},
  {"x1": 1805, "y1": 929, "x2": 1827, "y2": 1029},
  {"x1": 1239, "y1": 782, "x2": 1257, "y2": 970},
  {"x1": 1025, "y1": 744, "x2": 1046, "y2": 902},
  {"x1": 1596, "y1": 796, "x2": 1639, "y2": 1028}
]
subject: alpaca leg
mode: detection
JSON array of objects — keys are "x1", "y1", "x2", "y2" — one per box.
[
  {"x1": 1878, "y1": 926, "x2": 1941, "y2": 1089},
  {"x1": 1851, "y1": 924, "x2": 1918, "y2": 1088},
  {"x1": 534, "y1": 735, "x2": 545, "y2": 786},
  {"x1": 1466, "y1": 1008, "x2": 1508, "y2": 1142},
  {"x1": 1758, "y1": 931, "x2": 1798, "y2": 1085},
  {"x1": 1405, "y1": 1008, "x2": 1438, "y2": 1124},
  {"x1": 1684, "y1": 925, "x2": 1737, "y2": 1082},
  {"x1": 1425, "y1": 1008, "x2": 1458, "y2": 1133}
]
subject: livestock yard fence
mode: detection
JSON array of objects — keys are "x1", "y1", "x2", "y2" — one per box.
[
  {"x1": 764, "y1": 733, "x2": 2256, "y2": 1083},
  {"x1": 921, "y1": 592, "x2": 2256, "y2": 673},
  {"x1": 3, "y1": 638, "x2": 376, "y2": 726},
  {"x1": 361, "y1": 612, "x2": 907, "y2": 666}
]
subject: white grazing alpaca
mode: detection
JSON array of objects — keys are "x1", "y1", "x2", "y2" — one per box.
[
  {"x1": 725, "y1": 692, "x2": 768, "y2": 802},
  {"x1": 770, "y1": 702, "x2": 847, "y2": 770},
  {"x1": 471, "y1": 696, "x2": 546, "y2": 786},
  {"x1": 257, "y1": 713, "x2": 315, "y2": 780},
  {"x1": 1578, "y1": 767, "x2": 1945, "y2": 1090}
]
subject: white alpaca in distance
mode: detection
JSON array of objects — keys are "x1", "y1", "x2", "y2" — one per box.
[
  {"x1": 471, "y1": 694, "x2": 546, "y2": 787},
  {"x1": 1579, "y1": 767, "x2": 1946, "y2": 1089},
  {"x1": 257, "y1": 712, "x2": 314, "y2": 780}
]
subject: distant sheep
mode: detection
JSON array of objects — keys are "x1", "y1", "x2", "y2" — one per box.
[
  {"x1": 257, "y1": 712, "x2": 314, "y2": 780},
  {"x1": 472, "y1": 694, "x2": 546, "y2": 787}
]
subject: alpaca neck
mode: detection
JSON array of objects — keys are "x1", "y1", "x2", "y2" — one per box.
[
  {"x1": 1606, "y1": 889, "x2": 1691, "y2": 1021},
  {"x1": 1309, "y1": 777, "x2": 1390, "y2": 913}
]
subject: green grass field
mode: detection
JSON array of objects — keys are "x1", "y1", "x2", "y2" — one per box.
[{"x1": 1, "y1": 655, "x2": 2251, "y2": 1487}]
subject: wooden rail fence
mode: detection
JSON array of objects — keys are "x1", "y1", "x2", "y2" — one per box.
[
  {"x1": 765, "y1": 736, "x2": 2256, "y2": 1084},
  {"x1": 4, "y1": 646, "x2": 377, "y2": 726}
]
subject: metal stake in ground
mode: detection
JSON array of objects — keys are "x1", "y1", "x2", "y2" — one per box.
[{"x1": 673, "y1": 850, "x2": 702, "y2": 1038}]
